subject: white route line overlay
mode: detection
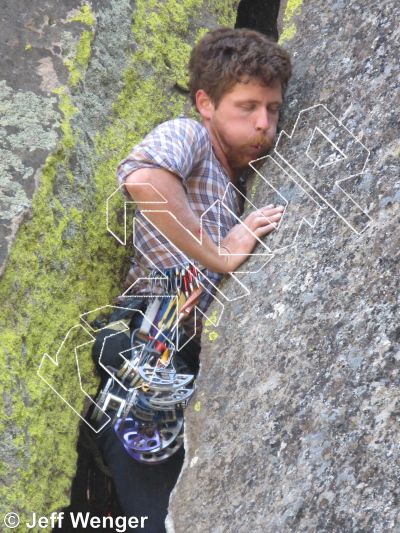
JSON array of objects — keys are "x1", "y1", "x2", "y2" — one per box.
[
  {"x1": 38, "y1": 324, "x2": 111, "y2": 433},
  {"x1": 272, "y1": 103, "x2": 373, "y2": 235},
  {"x1": 247, "y1": 155, "x2": 322, "y2": 255}
]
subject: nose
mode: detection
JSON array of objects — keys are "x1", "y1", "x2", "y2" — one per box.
[{"x1": 255, "y1": 107, "x2": 269, "y2": 132}]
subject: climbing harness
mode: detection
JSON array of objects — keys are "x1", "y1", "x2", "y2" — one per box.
[{"x1": 91, "y1": 265, "x2": 203, "y2": 464}]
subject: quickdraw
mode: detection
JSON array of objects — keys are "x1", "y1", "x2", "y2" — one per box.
[{"x1": 92, "y1": 265, "x2": 203, "y2": 464}]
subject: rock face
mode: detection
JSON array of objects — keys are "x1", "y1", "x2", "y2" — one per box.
[
  {"x1": 0, "y1": 0, "x2": 239, "y2": 525},
  {"x1": 0, "y1": 0, "x2": 103, "y2": 273},
  {"x1": 168, "y1": 1, "x2": 400, "y2": 532}
]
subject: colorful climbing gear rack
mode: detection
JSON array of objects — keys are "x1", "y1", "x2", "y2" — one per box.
[{"x1": 92, "y1": 266, "x2": 203, "y2": 463}]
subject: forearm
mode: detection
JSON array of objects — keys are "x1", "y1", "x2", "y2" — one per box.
[{"x1": 125, "y1": 168, "x2": 231, "y2": 273}]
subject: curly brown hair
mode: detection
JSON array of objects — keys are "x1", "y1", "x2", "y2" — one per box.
[{"x1": 189, "y1": 27, "x2": 292, "y2": 108}]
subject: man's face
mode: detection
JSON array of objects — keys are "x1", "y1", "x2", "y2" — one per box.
[{"x1": 202, "y1": 79, "x2": 283, "y2": 176}]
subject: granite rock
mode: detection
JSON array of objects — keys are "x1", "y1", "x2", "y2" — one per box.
[{"x1": 168, "y1": 0, "x2": 400, "y2": 531}]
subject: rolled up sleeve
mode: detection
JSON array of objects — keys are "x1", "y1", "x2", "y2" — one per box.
[{"x1": 116, "y1": 118, "x2": 207, "y2": 200}]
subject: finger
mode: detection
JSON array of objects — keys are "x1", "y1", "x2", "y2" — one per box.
[
  {"x1": 254, "y1": 222, "x2": 278, "y2": 238},
  {"x1": 246, "y1": 206, "x2": 278, "y2": 220},
  {"x1": 254, "y1": 212, "x2": 282, "y2": 225},
  {"x1": 256, "y1": 206, "x2": 284, "y2": 218},
  {"x1": 260, "y1": 205, "x2": 284, "y2": 214}
]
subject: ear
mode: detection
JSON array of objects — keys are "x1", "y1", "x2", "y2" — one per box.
[{"x1": 196, "y1": 89, "x2": 215, "y2": 120}]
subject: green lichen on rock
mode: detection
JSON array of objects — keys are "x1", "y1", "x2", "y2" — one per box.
[
  {"x1": 67, "y1": 2, "x2": 96, "y2": 28},
  {"x1": 64, "y1": 3, "x2": 96, "y2": 86},
  {"x1": 58, "y1": 93, "x2": 80, "y2": 151},
  {"x1": 64, "y1": 30, "x2": 95, "y2": 85},
  {"x1": 0, "y1": 0, "x2": 237, "y2": 526},
  {"x1": 99, "y1": 0, "x2": 203, "y2": 154},
  {"x1": 213, "y1": 0, "x2": 239, "y2": 26},
  {"x1": 279, "y1": 0, "x2": 303, "y2": 44},
  {"x1": 0, "y1": 139, "x2": 127, "y2": 522}
]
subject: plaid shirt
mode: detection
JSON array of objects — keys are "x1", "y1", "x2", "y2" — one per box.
[{"x1": 116, "y1": 116, "x2": 245, "y2": 337}]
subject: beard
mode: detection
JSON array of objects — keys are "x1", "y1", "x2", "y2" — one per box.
[
  {"x1": 219, "y1": 131, "x2": 274, "y2": 173},
  {"x1": 226, "y1": 136, "x2": 273, "y2": 171}
]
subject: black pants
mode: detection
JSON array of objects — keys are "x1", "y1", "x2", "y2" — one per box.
[
  {"x1": 93, "y1": 306, "x2": 200, "y2": 533},
  {"x1": 98, "y1": 428, "x2": 185, "y2": 533}
]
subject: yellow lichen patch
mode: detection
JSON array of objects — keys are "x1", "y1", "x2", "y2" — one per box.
[
  {"x1": 204, "y1": 310, "x2": 219, "y2": 327},
  {"x1": 51, "y1": 86, "x2": 66, "y2": 94},
  {"x1": 283, "y1": 0, "x2": 303, "y2": 22},
  {"x1": 63, "y1": 3, "x2": 96, "y2": 86},
  {"x1": 67, "y1": 2, "x2": 96, "y2": 28},
  {"x1": 58, "y1": 93, "x2": 79, "y2": 151},
  {"x1": 195, "y1": 27, "x2": 210, "y2": 43},
  {"x1": 208, "y1": 331, "x2": 219, "y2": 341},
  {"x1": 279, "y1": 23, "x2": 298, "y2": 43},
  {"x1": 215, "y1": 0, "x2": 239, "y2": 26},
  {"x1": 249, "y1": 174, "x2": 262, "y2": 201},
  {"x1": 194, "y1": 401, "x2": 201, "y2": 411},
  {"x1": 64, "y1": 30, "x2": 95, "y2": 86},
  {"x1": 279, "y1": 0, "x2": 303, "y2": 44}
]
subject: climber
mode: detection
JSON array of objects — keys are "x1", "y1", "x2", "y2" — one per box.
[{"x1": 97, "y1": 26, "x2": 292, "y2": 533}]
